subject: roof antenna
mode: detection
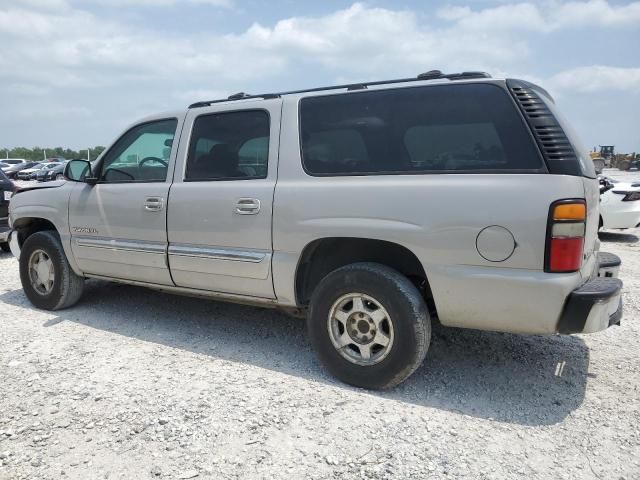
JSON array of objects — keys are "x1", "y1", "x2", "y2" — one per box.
[
  {"x1": 228, "y1": 92, "x2": 251, "y2": 100},
  {"x1": 417, "y1": 70, "x2": 443, "y2": 80}
]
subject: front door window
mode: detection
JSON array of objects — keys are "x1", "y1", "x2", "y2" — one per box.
[{"x1": 98, "y1": 119, "x2": 178, "y2": 183}]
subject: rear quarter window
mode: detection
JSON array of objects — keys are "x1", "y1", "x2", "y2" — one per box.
[{"x1": 299, "y1": 83, "x2": 543, "y2": 176}]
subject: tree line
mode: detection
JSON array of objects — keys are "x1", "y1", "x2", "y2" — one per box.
[{"x1": 2, "y1": 146, "x2": 106, "y2": 162}]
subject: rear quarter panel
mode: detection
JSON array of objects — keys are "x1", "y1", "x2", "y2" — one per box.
[{"x1": 272, "y1": 95, "x2": 588, "y2": 334}]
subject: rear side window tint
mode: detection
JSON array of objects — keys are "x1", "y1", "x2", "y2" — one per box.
[
  {"x1": 300, "y1": 83, "x2": 542, "y2": 176},
  {"x1": 537, "y1": 92, "x2": 596, "y2": 179},
  {"x1": 185, "y1": 110, "x2": 270, "y2": 181}
]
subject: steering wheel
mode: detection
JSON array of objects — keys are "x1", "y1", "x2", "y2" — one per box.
[{"x1": 139, "y1": 157, "x2": 168, "y2": 168}]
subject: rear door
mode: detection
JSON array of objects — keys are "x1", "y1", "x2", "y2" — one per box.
[{"x1": 167, "y1": 99, "x2": 281, "y2": 298}]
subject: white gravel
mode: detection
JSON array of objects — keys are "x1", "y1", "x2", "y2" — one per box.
[{"x1": 1, "y1": 170, "x2": 639, "y2": 479}]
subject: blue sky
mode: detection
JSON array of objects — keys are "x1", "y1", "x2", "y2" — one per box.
[{"x1": 1, "y1": 0, "x2": 639, "y2": 152}]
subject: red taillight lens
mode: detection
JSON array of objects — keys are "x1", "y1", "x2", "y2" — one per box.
[
  {"x1": 549, "y1": 237, "x2": 584, "y2": 272},
  {"x1": 546, "y1": 200, "x2": 586, "y2": 273}
]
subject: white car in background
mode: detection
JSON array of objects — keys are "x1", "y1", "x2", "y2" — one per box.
[
  {"x1": 599, "y1": 176, "x2": 640, "y2": 229},
  {"x1": 0, "y1": 159, "x2": 27, "y2": 171}
]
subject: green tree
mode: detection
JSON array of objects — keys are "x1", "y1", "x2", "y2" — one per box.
[{"x1": 2, "y1": 146, "x2": 106, "y2": 162}]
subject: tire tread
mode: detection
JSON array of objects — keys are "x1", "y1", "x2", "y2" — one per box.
[
  {"x1": 308, "y1": 262, "x2": 431, "y2": 389},
  {"x1": 20, "y1": 230, "x2": 84, "y2": 310}
]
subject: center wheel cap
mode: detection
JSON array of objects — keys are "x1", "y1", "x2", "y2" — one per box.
[{"x1": 357, "y1": 319, "x2": 370, "y2": 333}]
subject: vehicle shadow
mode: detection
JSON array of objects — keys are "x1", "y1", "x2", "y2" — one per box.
[
  {"x1": 598, "y1": 230, "x2": 638, "y2": 243},
  {"x1": 0, "y1": 281, "x2": 589, "y2": 426}
]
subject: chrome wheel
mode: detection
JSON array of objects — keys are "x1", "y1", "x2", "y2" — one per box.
[
  {"x1": 327, "y1": 293, "x2": 394, "y2": 366},
  {"x1": 28, "y1": 249, "x2": 55, "y2": 295}
]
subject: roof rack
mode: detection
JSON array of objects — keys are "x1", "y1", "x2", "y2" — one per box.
[{"x1": 188, "y1": 70, "x2": 491, "y2": 108}]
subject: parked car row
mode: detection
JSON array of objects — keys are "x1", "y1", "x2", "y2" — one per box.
[
  {"x1": 0, "y1": 168, "x2": 17, "y2": 252},
  {"x1": 0, "y1": 158, "x2": 69, "y2": 181}
]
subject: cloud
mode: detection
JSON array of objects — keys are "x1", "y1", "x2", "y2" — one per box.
[
  {"x1": 15, "y1": 105, "x2": 92, "y2": 119},
  {"x1": 234, "y1": 3, "x2": 526, "y2": 75},
  {"x1": 172, "y1": 89, "x2": 229, "y2": 102},
  {"x1": 82, "y1": 0, "x2": 232, "y2": 7},
  {"x1": 437, "y1": 0, "x2": 640, "y2": 32},
  {"x1": 0, "y1": 1, "x2": 638, "y2": 149},
  {"x1": 6, "y1": 84, "x2": 49, "y2": 96},
  {"x1": 12, "y1": 0, "x2": 70, "y2": 10},
  {"x1": 549, "y1": 66, "x2": 640, "y2": 92},
  {"x1": 0, "y1": 2, "x2": 525, "y2": 92}
]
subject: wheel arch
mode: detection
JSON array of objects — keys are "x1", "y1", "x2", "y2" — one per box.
[
  {"x1": 12, "y1": 217, "x2": 59, "y2": 247},
  {"x1": 294, "y1": 237, "x2": 438, "y2": 318},
  {"x1": 12, "y1": 216, "x2": 83, "y2": 276}
]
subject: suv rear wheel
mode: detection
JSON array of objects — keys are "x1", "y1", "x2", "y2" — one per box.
[
  {"x1": 307, "y1": 262, "x2": 430, "y2": 389},
  {"x1": 19, "y1": 231, "x2": 84, "y2": 310}
]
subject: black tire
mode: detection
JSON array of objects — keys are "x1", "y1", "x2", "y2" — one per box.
[
  {"x1": 19, "y1": 230, "x2": 84, "y2": 310},
  {"x1": 0, "y1": 242, "x2": 10, "y2": 252},
  {"x1": 307, "y1": 262, "x2": 431, "y2": 389}
]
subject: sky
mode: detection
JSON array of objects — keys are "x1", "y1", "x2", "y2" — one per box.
[{"x1": 0, "y1": 0, "x2": 639, "y2": 152}]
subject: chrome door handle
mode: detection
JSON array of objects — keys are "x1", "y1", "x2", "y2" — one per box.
[
  {"x1": 144, "y1": 197, "x2": 164, "y2": 212},
  {"x1": 235, "y1": 198, "x2": 261, "y2": 215}
]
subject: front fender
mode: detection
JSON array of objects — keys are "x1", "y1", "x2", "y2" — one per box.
[{"x1": 10, "y1": 185, "x2": 83, "y2": 276}]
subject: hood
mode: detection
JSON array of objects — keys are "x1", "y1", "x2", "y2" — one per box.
[{"x1": 14, "y1": 180, "x2": 66, "y2": 195}]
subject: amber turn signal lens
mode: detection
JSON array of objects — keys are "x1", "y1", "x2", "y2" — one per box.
[{"x1": 553, "y1": 203, "x2": 586, "y2": 221}]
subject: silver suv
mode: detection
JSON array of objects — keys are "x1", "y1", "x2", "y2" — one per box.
[{"x1": 7, "y1": 71, "x2": 623, "y2": 389}]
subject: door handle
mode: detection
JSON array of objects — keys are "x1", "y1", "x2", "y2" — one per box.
[
  {"x1": 144, "y1": 197, "x2": 164, "y2": 212},
  {"x1": 235, "y1": 198, "x2": 261, "y2": 215}
]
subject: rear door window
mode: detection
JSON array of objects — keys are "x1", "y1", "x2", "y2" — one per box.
[
  {"x1": 185, "y1": 110, "x2": 270, "y2": 181},
  {"x1": 300, "y1": 83, "x2": 542, "y2": 176}
]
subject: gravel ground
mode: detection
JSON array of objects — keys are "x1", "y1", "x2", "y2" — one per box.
[{"x1": 1, "y1": 170, "x2": 639, "y2": 479}]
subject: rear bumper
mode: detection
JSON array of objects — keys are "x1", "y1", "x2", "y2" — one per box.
[
  {"x1": 0, "y1": 225, "x2": 9, "y2": 244},
  {"x1": 597, "y1": 251, "x2": 621, "y2": 278},
  {"x1": 557, "y1": 253, "x2": 623, "y2": 334},
  {"x1": 0, "y1": 213, "x2": 9, "y2": 243}
]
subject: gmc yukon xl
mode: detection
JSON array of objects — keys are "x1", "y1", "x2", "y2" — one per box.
[{"x1": 7, "y1": 71, "x2": 623, "y2": 389}]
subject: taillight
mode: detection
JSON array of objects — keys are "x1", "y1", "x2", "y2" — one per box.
[
  {"x1": 612, "y1": 190, "x2": 640, "y2": 202},
  {"x1": 545, "y1": 200, "x2": 586, "y2": 273}
]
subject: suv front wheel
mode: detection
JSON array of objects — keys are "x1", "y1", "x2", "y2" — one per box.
[
  {"x1": 307, "y1": 262, "x2": 431, "y2": 389},
  {"x1": 19, "y1": 230, "x2": 84, "y2": 310}
]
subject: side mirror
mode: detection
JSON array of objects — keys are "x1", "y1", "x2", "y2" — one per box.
[{"x1": 65, "y1": 160, "x2": 97, "y2": 185}]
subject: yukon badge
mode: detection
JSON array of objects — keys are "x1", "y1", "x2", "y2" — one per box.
[{"x1": 73, "y1": 226, "x2": 98, "y2": 234}]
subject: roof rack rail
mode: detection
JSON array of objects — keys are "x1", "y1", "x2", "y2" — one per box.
[{"x1": 188, "y1": 70, "x2": 492, "y2": 108}]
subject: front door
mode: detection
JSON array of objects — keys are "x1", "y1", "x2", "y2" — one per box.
[
  {"x1": 69, "y1": 117, "x2": 181, "y2": 285},
  {"x1": 167, "y1": 100, "x2": 281, "y2": 298}
]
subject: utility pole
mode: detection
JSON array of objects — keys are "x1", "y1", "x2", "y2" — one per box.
[
  {"x1": 87, "y1": 148, "x2": 90, "y2": 162},
  {"x1": 43, "y1": 149, "x2": 47, "y2": 161}
]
